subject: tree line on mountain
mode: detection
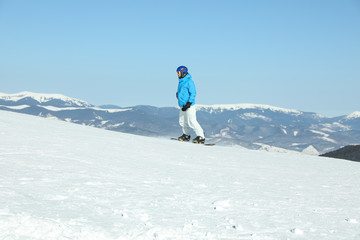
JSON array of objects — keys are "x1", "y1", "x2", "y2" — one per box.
[{"x1": 321, "y1": 145, "x2": 360, "y2": 162}]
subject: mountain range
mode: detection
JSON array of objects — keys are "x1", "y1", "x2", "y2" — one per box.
[{"x1": 1, "y1": 91, "x2": 360, "y2": 154}]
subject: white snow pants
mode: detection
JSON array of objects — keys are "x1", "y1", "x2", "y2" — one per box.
[{"x1": 179, "y1": 105, "x2": 205, "y2": 138}]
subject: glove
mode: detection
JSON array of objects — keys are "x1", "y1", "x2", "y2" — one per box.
[{"x1": 182, "y1": 102, "x2": 192, "y2": 111}]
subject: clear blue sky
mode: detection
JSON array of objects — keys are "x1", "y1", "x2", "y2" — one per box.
[{"x1": 0, "y1": 0, "x2": 359, "y2": 116}]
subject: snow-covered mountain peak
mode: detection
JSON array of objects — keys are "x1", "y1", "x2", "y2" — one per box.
[
  {"x1": 196, "y1": 103, "x2": 302, "y2": 115},
  {"x1": 346, "y1": 111, "x2": 360, "y2": 120},
  {"x1": 0, "y1": 91, "x2": 92, "y2": 107}
]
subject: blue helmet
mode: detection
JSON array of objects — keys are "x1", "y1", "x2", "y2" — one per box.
[{"x1": 176, "y1": 66, "x2": 188, "y2": 78}]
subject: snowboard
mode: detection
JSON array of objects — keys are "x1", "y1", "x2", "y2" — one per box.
[{"x1": 171, "y1": 138, "x2": 215, "y2": 146}]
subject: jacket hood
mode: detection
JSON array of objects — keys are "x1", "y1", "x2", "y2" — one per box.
[{"x1": 179, "y1": 73, "x2": 192, "y2": 82}]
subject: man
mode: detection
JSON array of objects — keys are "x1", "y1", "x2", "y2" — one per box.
[{"x1": 176, "y1": 66, "x2": 205, "y2": 144}]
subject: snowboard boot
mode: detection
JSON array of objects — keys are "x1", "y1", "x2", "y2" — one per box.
[
  {"x1": 178, "y1": 134, "x2": 191, "y2": 142},
  {"x1": 193, "y1": 136, "x2": 205, "y2": 144}
]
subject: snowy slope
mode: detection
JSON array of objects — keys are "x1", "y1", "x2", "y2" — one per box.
[{"x1": 0, "y1": 110, "x2": 359, "y2": 240}]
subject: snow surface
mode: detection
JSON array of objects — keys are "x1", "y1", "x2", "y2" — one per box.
[
  {"x1": 253, "y1": 143, "x2": 300, "y2": 154},
  {"x1": 0, "y1": 104, "x2": 30, "y2": 110},
  {"x1": 310, "y1": 130, "x2": 337, "y2": 144},
  {"x1": 38, "y1": 105, "x2": 132, "y2": 113},
  {"x1": 239, "y1": 113, "x2": 271, "y2": 122},
  {"x1": 1, "y1": 110, "x2": 360, "y2": 240},
  {"x1": 301, "y1": 145, "x2": 320, "y2": 155}
]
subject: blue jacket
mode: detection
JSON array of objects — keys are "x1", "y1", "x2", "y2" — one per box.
[{"x1": 177, "y1": 73, "x2": 196, "y2": 107}]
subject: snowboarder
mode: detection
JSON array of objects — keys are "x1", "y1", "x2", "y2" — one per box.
[{"x1": 176, "y1": 66, "x2": 205, "y2": 144}]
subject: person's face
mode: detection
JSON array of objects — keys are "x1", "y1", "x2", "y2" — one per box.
[{"x1": 177, "y1": 71, "x2": 181, "y2": 78}]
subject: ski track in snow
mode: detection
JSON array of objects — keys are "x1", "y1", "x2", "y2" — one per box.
[{"x1": 0, "y1": 110, "x2": 360, "y2": 240}]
